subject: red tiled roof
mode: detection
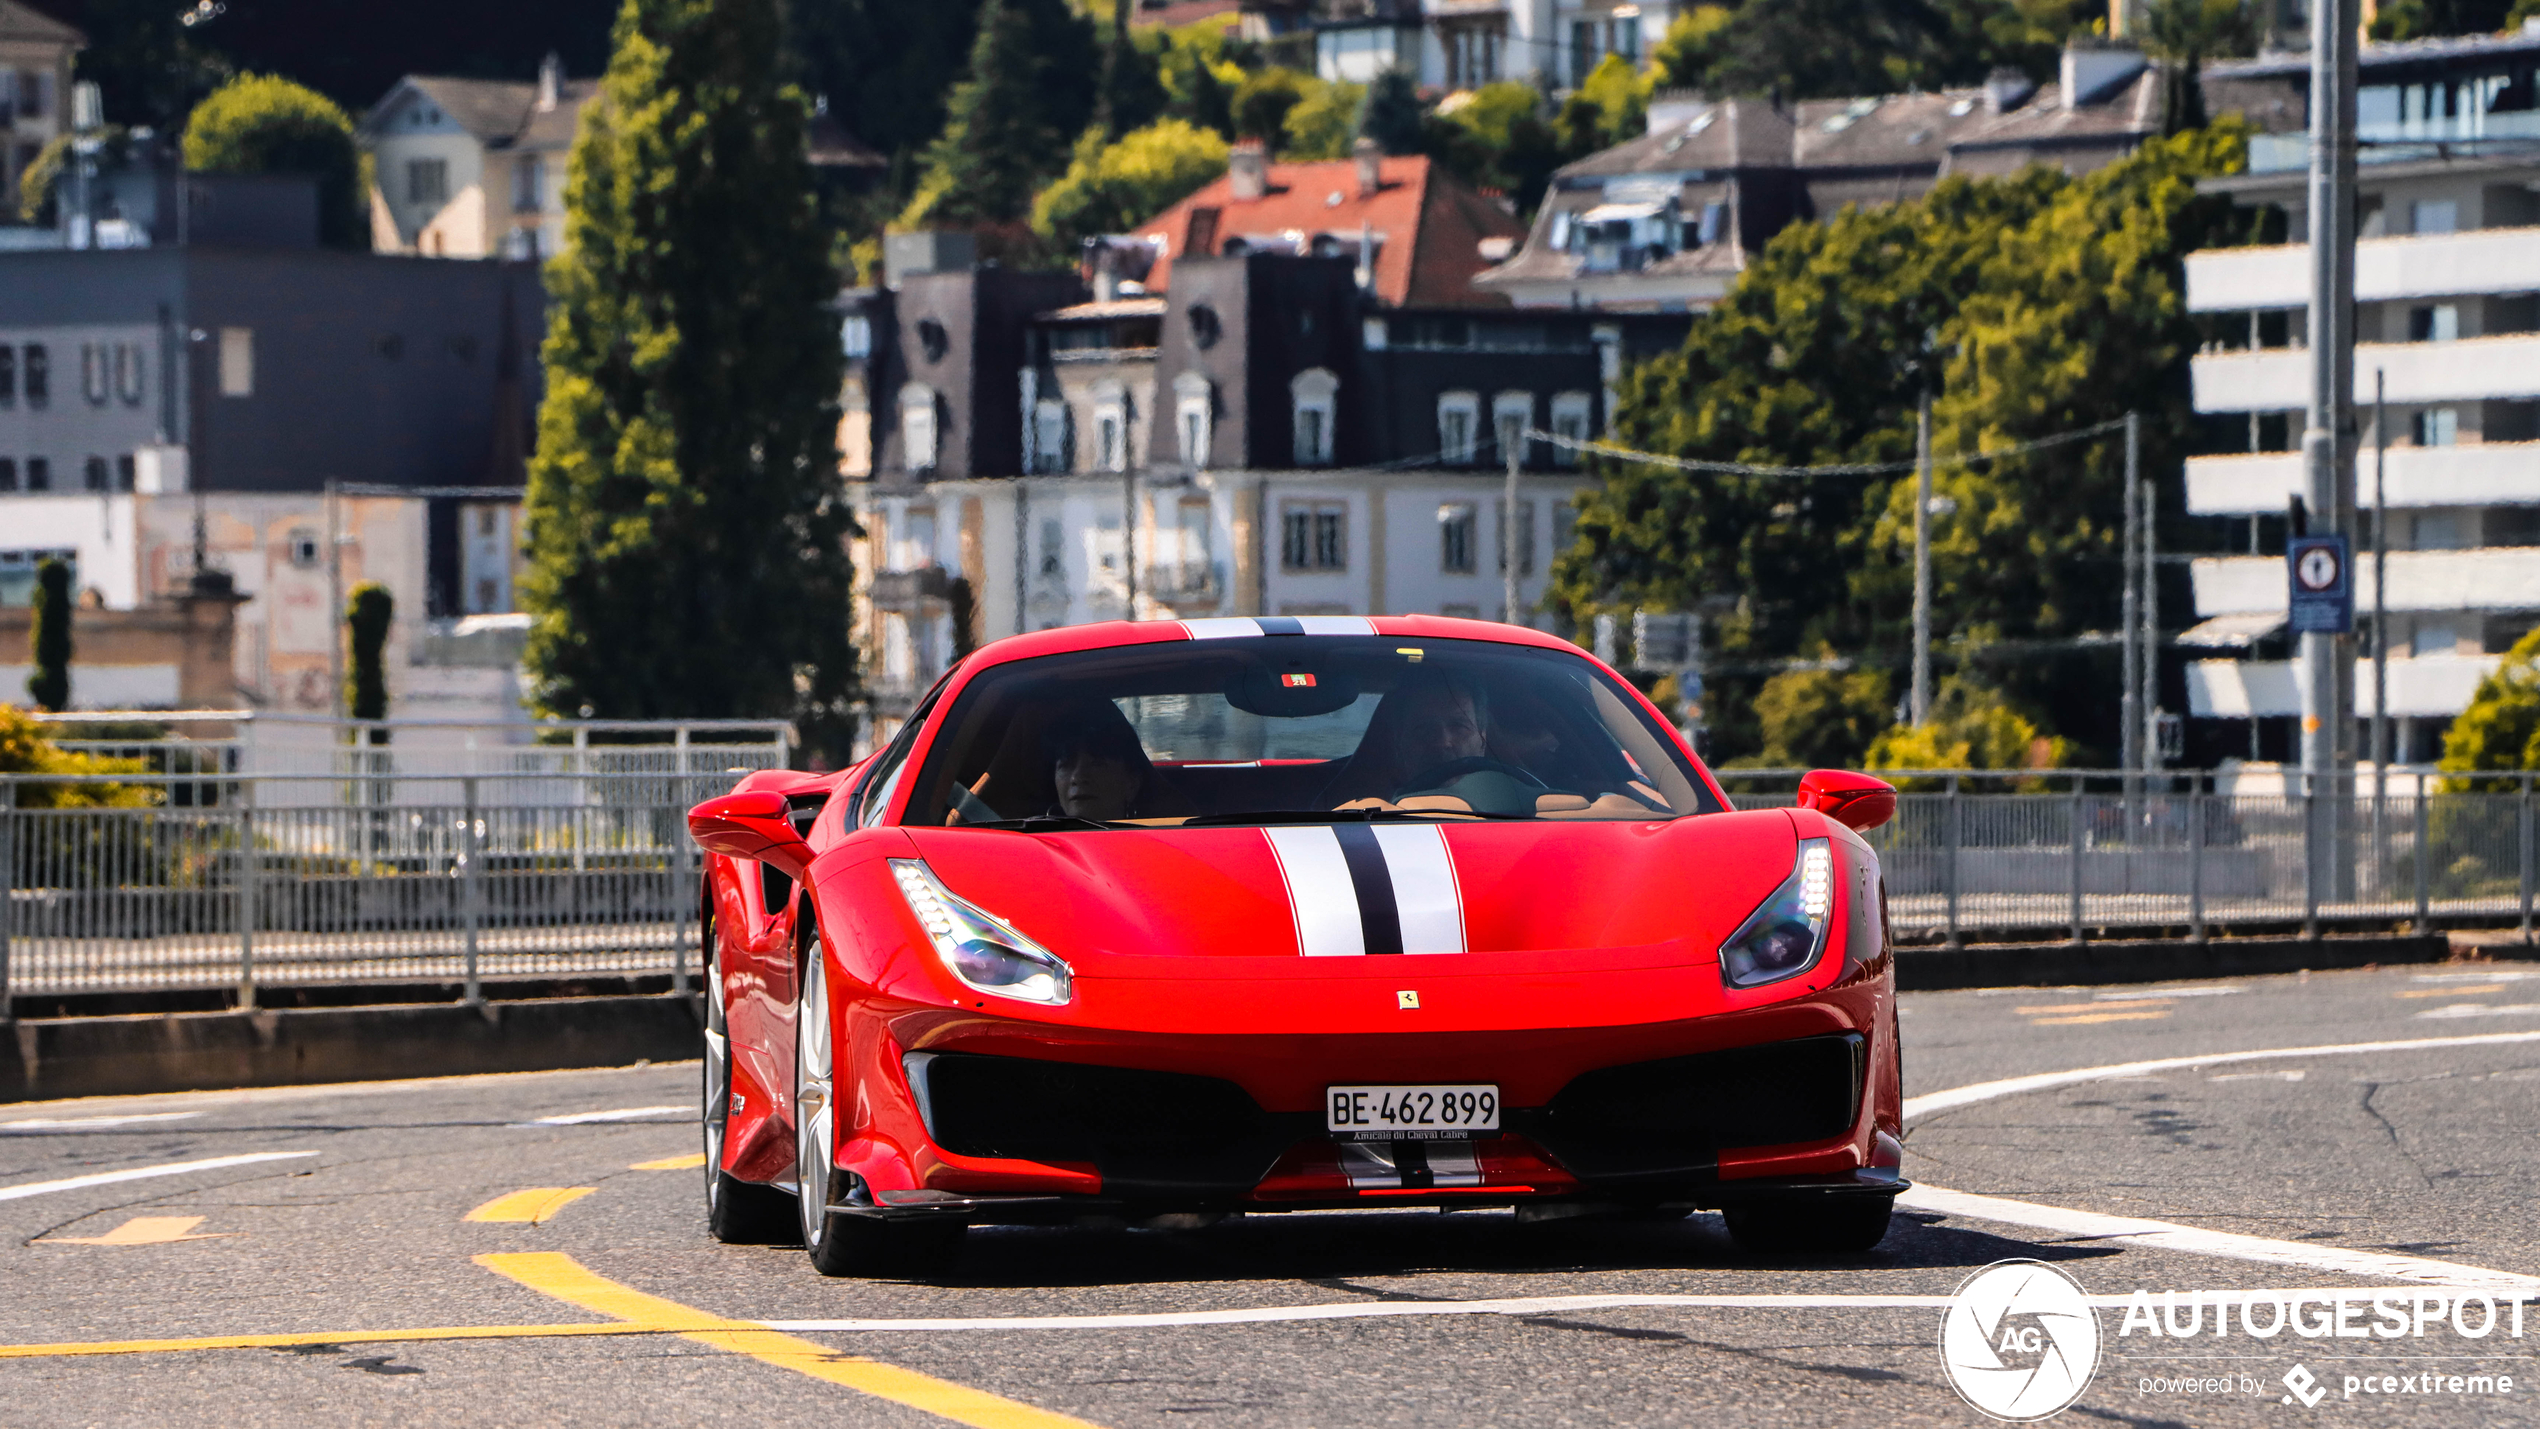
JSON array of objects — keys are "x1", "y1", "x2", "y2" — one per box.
[{"x1": 1134, "y1": 155, "x2": 1525, "y2": 308}]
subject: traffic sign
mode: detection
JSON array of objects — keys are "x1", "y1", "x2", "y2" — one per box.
[{"x1": 2286, "y1": 534, "x2": 2353, "y2": 634}]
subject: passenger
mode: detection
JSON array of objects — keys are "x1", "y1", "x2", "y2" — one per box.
[{"x1": 1041, "y1": 704, "x2": 1185, "y2": 821}]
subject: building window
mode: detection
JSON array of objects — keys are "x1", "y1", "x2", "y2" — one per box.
[
  {"x1": 1095, "y1": 406, "x2": 1126, "y2": 472},
  {"x1": 2414, "y1": 407, "x2": 2459, "y2": 446},
  {"x1": 1549, "y1": 392, "x2": 1593, "y2": 465},
  {"x1": 2408, "y1": 304, "x2": 2459, "y2": 343},
  {"x1": 1492, "y1": 391, "x2": 1533, "y2": 466},
  {"x1": 1039, "y1": 518, "x2": 1065, "y2": 579},
  {"x1": 1291, "y1": 367, "x2": 1338, "y2": 466},
  {"x1": 115, "y1": 344, "x2": 143, "y2": 405},
  {"x1": 0, "y1": 346, "x2": 13, "y2": 404},
  {"x1": 0, "y1": 549, "x2": 78, "y2": 606},
  {"x1": 24, "y1": 343, "x2": 46, "y2": 407},
  {"x1": 218, "y1": 329, "x2": 252, "y2": 397},
  {"x1": 1282, "y1": 501, "x2": 1347, "y2": 571},
  {"x1": 1173, "y1": 371, "x2": 1213, "y2": 468},
  {"x1": 0, "y1": 459, "x2": 15, "y2": 492},
  {"x1": 1031, "y1": 398, "x2": 1070, "y2": 473},
  {"x1": 407, "y1": 158, "x2": 449, "y2": 207},
  {"x1": 513, "y1": 155, "x2": 545, "y2": 214},
  {"x1": 26, "y1": 457, "x2": 48, "y2": 491},
  {"x1": 840, "y1": 313, "x2": 871, "y2": 359},
  {"x1": 2411, "y1": 199, "x2": 2458, "y2": 235},
  {"x1": 82, "y1": 455, "x2": 106, "y2": 492},
  {"x1": 1439, "y1": 502, "x2": 1476, "y2": 573},
  {"x1": 899, "y1": 507, "x2": 937, "y2": 573},
  {"x1": 1570, "y1": 20, "x2": 1597, "y2": 87},
  {"x1": 1437, "y1": 390, "x2": 1480, "y2": 465},
  {"x1": 81, "y1": 344, "x2": 106, "y2": 405},
  {"x1": 900, "y1": 384, "x2": 940, "y2": 471},
  {"x1": 289, "y1": 527, "x2": 322, "y2": 568},
  {"x1": 1498, "y1": 498, "x2": 1536, "y2": 576},
  {"x1": 1176, "y1": 499, "x2": 1213, "y2": 590},
  {"x1": 115, "y1": 453, "x2": 134, "y2": 491}
]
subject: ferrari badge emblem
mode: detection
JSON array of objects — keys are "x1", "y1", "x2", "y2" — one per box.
[{"x1": 1397, "y1": 990, "x2": 1420, "y2": 1009}]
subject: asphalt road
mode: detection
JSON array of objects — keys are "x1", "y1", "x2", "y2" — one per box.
[{"x1": 4, "y1": 962, "x2": 2538, "y2": 1428}]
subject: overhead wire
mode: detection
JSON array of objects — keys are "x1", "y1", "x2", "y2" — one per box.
[{"x1": 1524, "y1": 416, "x2": 2131, "y2": 478}]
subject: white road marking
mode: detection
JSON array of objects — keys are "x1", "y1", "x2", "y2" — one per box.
[
  {"x1": 1, "y1": 1112, "x2": 202, "y2": 1131},
  {"x1": 527, "y1": 1106, "x2": 693, "y2": 1125},
  {"x1": 0, "y1": 1153, "x2": 317, "y2": 1203},
  {"x1": 2096, "y1": 986, "x2": 2244, "y2": 1001},
  {"x1": 754, "y1": 1285, "x2": 2525, "y2": 1334},
  {"x1": 2416, "y1": 1003, "x2": 2540, "y2": 1019},
  {"x1": 1903, "y1": 1029, "x2": 2540, "y2": 1122},
  {"x1": 0, "y1": 1062, "x2": 697, "y2": 1121},
  {"x1": 2207, "y1": 1070, "x2": 2305, "y2": 1082},
  {"x1": 1899, "y1": 1184, "x2": 2540, "y2": 1295},
  {"x1": 2412, "y1": 970, "x2": 2537, "y2": 982}
]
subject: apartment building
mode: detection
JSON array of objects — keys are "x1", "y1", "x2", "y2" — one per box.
[
  {"x1": 1246, "y1": 0, "x2": 1682, "y2": 93},
  {"x1": 2180, "y1": 30, "x2": 2540, "y2": 762},
  {"x1": 0, "y1": 0, "x2": 77, "y2": 227},
  {"x1": 1477, "y1": 46, "x2": 2234, "y2": 311},
  {"x1": 360, "y1": 55, "x2": 593, "y2": 260},
  {"x1": 838, "y1": 229, "x2": 1686, "y2": 733}
]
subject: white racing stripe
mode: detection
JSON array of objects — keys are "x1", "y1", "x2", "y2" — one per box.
[
  {"x1": 1182, "y1": 617, "x2": 1269, "y2": 640},
  {"x1": 1264, "y1": 827, "x2": 1365, "y2": 958},
  {"x1": 0, "y1": 1152, "x2": 317, "y2": 1203},
  {"x1": 1901, "y1": 1184, "x2": 2540, "y2": 1294},
  {"x1": 1902, "y1": 1029, "x2": 2540, "y2": 1122},
  {"x1": 1373, "y1": 824, "x2": 1466, "y2": 955},
  {"x1": 1180, "y1": 616, "x2": 1379, "y2": 640},
  {"x1": 754, "y1": 1285, "x2": 2526, "y2": 1334}
]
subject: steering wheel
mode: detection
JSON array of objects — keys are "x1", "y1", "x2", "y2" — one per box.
[{"x1": 1393, "y1": 756, "x2": 1547, "y2": 803}]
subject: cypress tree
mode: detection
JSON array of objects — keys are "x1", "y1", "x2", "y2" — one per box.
[
  {"x1": 1357, "y1": 68, "x2": 1424, "y2": 156},
  {"x1": 27, "y1": 558, "x2": 71, "y2": 713},
  {"x1": 345, "y1": 582, "x2": 393, "y2": 728},
  {"x1": 1093, "y1": 0, "x2": 1166, "y2": 139},
  {"x1": 523, "y1": 0, "x2": 859, "y2": 756},
  {"x1": 904, "y1": 0, "x2": 1095, "y2": 227}
]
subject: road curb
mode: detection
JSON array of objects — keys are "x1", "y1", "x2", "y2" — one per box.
[
  {"x1": 1893, "y1": 933, "x2": 2499, "y2": 990},
  {"x1": 2, "y1": 994, "x2": 703, "y2": 1104}
]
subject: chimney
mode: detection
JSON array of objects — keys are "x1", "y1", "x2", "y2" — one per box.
[
  {"x1": 1353, "y1": 137, "x2": 1382, "y2": 198},
  {"x1": 1229, "y1": 140, "x2": 1269, "y2": 203},
  {"x1": 1982, "y1": 66, "x2": 2036, "y2": 114},
  {"x1": 536, "y1": 52, "x2": 562, "y2": 112}
]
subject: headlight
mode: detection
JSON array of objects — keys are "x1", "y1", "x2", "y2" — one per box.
[
  {"x1": 1719, "y1": 838, "x2": 1834, "y2": 989},
  {"x1": 890, "y1": 860, "x2": 1074, "y2": 1005}
]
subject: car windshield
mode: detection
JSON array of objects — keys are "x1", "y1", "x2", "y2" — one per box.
[{"x1": 900, "y1": 635, "x2": 1720, "y2": 828}]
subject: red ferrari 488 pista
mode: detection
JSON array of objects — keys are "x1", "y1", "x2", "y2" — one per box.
[{"x1": 688, "y1": 615, "x2": 1904, "y2": 1276}]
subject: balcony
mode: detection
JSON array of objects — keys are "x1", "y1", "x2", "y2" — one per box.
[
  {"x1": 2186, "y1": 654, "x2": 2501, "y2": 718},
  {"x1": 2186, "y1": 227, "x2": 2540, "y2": 312},
  {"x1": 2191, "y1": 334, "x2": 2540, "y2": 413},
  {"x1": 2186, "y1": 442, "x2": 2540, "y2": 514},
  {"x1": 2189, "y1": 547, "x2": 2540, "y2": 615},
  {"x1": 868, "y1": 565, "x2": 954, "y2": 610},
  {"x1": 1139, "y1": 561, "x2": 1224, "y2": 609}
]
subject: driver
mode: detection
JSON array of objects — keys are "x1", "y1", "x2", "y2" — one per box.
[
  {"x1": 1041, "y1": 704, "x2": 1184, "y2": 821},
  {"x1": 1327, "y1": 674, "x2": 1495, "y2": 804}
]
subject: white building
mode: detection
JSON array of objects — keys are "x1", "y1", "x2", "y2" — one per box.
[
  {"x1": 1249, "y1": 0, "x2": 1682, "y2": 92},
  {"x1": 2181, "y1": 31, "x2": 2540, "y2": 760}
]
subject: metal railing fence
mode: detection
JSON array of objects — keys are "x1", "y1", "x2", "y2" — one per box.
[{"x1": 4, "y1": 765, "x2": 2528, "y2": 1008}]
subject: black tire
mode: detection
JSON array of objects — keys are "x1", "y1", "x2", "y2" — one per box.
[
  {"x1": 1723, "y1": 1196, "x2": 1894, "y2": 1256},
  {"x1": 795, "y1": 937, "x2": 966, "y2": 1278},
  {"x1": 702, "y1": 911, "x2": 793, "y2": 1245}
]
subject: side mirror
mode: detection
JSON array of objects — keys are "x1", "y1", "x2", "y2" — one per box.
[
  {"x1": 688, "y1": 790, "x2": 816, "y2": 881},
  {"x1": 1797, "y1": 769, "x2": 1897, "y2": 833}
]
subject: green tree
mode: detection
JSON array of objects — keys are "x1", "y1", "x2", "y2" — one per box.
[
  {"x1": 1160, "y1": 28, "x2": 1239, "y2": 138},
  {"x1": 0, "y1": 706, "x2": 151, "y2": 810},
  {"x1": 1428, "y1": 80, "x2": 1565, "y2": 214},
  {"x1": 344, "y1": 582, "x2": 393, "y2": 724},
  {"x1": 1232, "y1": 67, "x2": 1307, "y2": 147},
  {"x1": 1031, "y1": 117, "x2": 1229, "y2": 250},
  {"x1": 27, "y1": 558, "x2": 71, "y2": 713},
  {"x1": 1862, "y1": 674, "x2": 2072, "y2": 782},
  {"x1": 67, "y1": 0, "x2": 232, "y2": 129},
  {"x1": 901, "y1": 0, "x2": 1090, "y2": 228},
  {"x1": 2140, "y1": 0, "x2": 2257, "y2": 133},
  {"x1": 1358, "y1": 68, "x2": 1424, "y2": 155},
  {"x1": 1741, "y1": 661, "x2": 1894, "y2": 769},
  {"x1": 1093, "y1": 0, "x2": 1168, "y2": 138},
  {"x1": 1282, "y1": 77, "x2": 1366, "y2": 160},
  {"x1": 2439, "y1": 627, "x2": 2540, "y2": 791},
  {"x1": 181, "y1": 73, "x2": 366, "y2": 249},
  {"x1": 524, "y1": 0, "x2": 859, "y2": 754},
  {"x1": 1649, "y1": 5, "x2": 1734, "y2": 89}
]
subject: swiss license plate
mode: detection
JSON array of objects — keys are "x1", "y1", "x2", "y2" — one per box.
[{"x1": 1326, "y1": 1084, "x2": 1500, "y2": 1141}]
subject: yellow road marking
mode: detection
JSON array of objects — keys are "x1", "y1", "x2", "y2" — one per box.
[
  {"x1": 2398, "y1": 985, "x2": 2507, "y2": 998},
  {"x1": 2016, "y1": 1000, "x2": 2171, "y2": 1015},
  {"x1": 0, "y1": 1322, "x2": 676, "y2": 1359},
  {"x1": 477, "y1": 1251, "x2": 1104, "y2": 1429},
  {"x1": 466, "y1": 1188, "x2": 594, "y2": 1224},
  {"x1": 630, "y1": 1153, "x2": 707, "y2": 1171},
  {"x1": 2027, "y1": 1010, "x2": 2174, "y2": 1026},
  {"x1": 40, "y1": 1216, "x2": 234, "y2": 1247}
]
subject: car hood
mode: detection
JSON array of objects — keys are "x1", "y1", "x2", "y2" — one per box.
[{"x1": 901, "y1": 811, "x2": 1798, "y2": 971}]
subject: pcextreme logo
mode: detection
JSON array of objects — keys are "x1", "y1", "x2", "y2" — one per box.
[{"x1": 1938, "y1": 1260, "x2": 2103, "y2": 1421}]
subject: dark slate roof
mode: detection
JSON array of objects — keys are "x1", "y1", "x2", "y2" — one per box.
[{"x1": 0, "y1": 0, "x2": 84, "y2": 46}]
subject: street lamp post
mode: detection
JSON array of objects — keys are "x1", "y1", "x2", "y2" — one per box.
[{"x1": 2301, "y1": 0, "x2": 2361, "y2": 904}]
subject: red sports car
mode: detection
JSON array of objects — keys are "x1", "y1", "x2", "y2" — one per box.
[{"x1": 688, "y1": 615, "x2": 1904, "y2": 1277}]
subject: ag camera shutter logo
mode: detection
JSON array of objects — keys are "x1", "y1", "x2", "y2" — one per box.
[{"x1": 1939, "y1": 1260, "x2": 2103, "y2": 1421}]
